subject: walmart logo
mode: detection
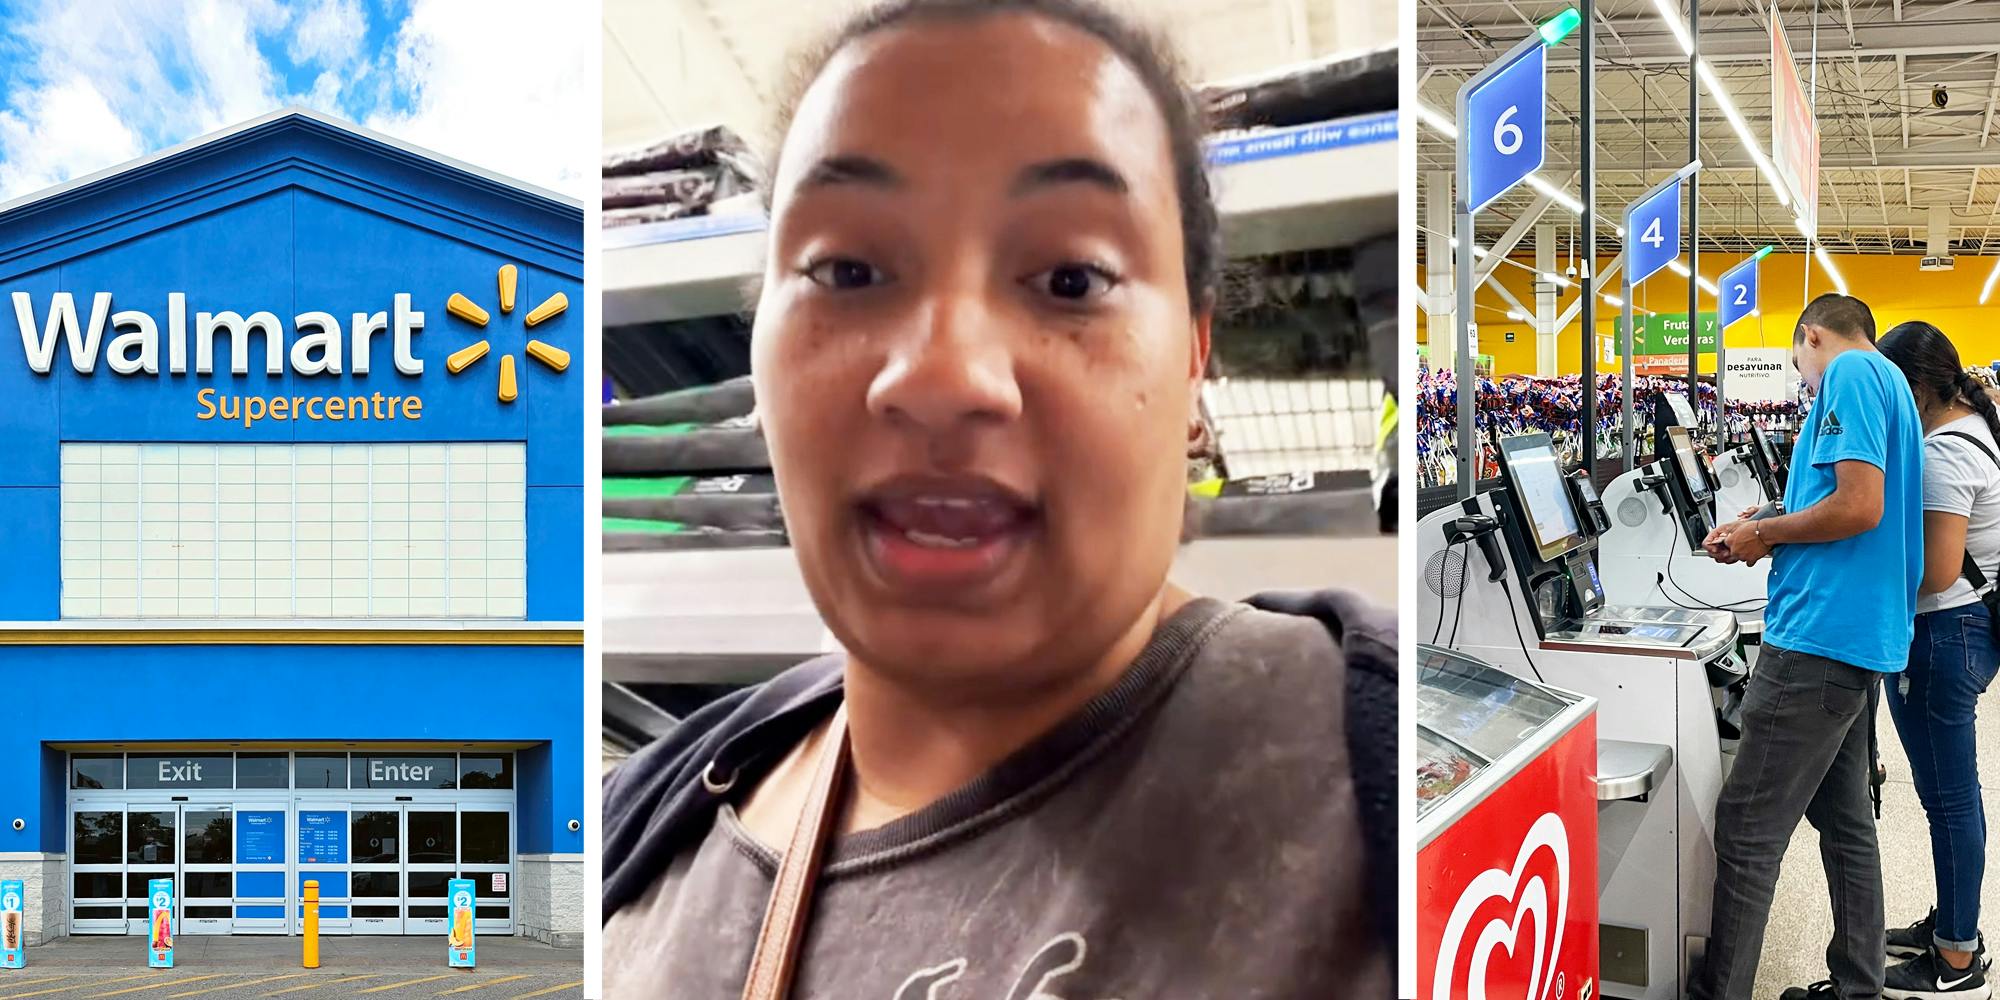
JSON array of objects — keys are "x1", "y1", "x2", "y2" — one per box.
[{"x1": 443, "y1": 264, "x2": 570, "y2": 403}]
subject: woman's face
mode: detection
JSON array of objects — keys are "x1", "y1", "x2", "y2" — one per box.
[{"x1": 752, "y1": 13, "x2": 1209, "y2": 689}]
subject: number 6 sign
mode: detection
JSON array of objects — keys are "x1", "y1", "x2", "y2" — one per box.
[{"x1": 1459, "y1": 39, "x2": 1547, "y2": 214}]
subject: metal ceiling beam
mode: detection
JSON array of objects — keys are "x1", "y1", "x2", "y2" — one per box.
[
  {"x1": 1474, "y1": 185, "x2": 1562, "y2": 286},
  {"x1": 1418, "y1": 16, "x2": 2000, "y2": 70},
  {"x1": 1461, "y1": 146, "x2": 2000, "y2": 169}
]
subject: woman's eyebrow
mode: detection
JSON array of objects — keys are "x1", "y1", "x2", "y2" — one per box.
[
  {"x1": 1010, "y1": 157, "x2": 1129, "y2": 197},
  {"x1": 800, "y1": 154, "x2": 904, "y2": 191}
]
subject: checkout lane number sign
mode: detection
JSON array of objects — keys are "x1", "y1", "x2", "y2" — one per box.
[{"x1": 1433, "y1": 812, "x2": 1571, "y2": 1000}]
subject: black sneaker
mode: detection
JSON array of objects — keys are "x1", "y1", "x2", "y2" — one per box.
[
  {"x1": 1893, "y1": 910, "x2": 1944, "y2": 960},
  {"x1": 1883, "y1": 943, "x2": 1991, "y2": 999},
  {"x1": 1779, "y1": 980, "x2": 1839, "y2": 1000},
  {"x1": 1888, "y1": 910, "x2": 1994, "y2": 971}
]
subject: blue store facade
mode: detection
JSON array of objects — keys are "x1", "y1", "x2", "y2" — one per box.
[{"x1": 0, "y1": 110, "x2": 584, "y2": 947}]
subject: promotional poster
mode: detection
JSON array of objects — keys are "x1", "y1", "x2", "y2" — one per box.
[
  {"x1": 146, "y1": 879, "x2": 173, "y2": 969},
  {"x1": 448, "y1": 879, "x2": 477, "y2": 968},
  {"x1": 0, "y1": 879, "x2": 22, "y2": 969}
]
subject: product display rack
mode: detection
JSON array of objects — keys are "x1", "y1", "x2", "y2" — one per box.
[{"x1": 602, "y1": 111, "x2": 1397, "y2": 327}]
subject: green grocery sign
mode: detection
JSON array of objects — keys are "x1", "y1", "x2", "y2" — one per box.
[{"x1": 1602, "y1": 312, "x2": 1719, "y2": 356}]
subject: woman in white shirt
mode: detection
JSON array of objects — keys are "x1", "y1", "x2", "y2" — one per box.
[{"x1": 1878, "y1": 321, "x2": 2000, "y2": 999}]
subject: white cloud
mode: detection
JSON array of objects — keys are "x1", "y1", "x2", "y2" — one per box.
[
  {"x1": 178, "y1": 0, "x2": 289, "y2": 132},
  {"x1": 0, "y1": 0, "x2": 291, "y2": 199},
  {"x1": 0, "y1": 78, "x2": 144, "y2": 199},
  {"x1": 0, "y1": 0, "x2": 591, "y2": 204},
  {"x1": 366, "y1": 0, "x2": 592, "y2": 200},
  {"x1": 289, "y1": 0, "x2": 367, "y2": 67}
]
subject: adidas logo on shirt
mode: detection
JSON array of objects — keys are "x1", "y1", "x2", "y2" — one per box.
[{"x1": 1821, "y1": 411, "x2": 1844, "y2": 436}]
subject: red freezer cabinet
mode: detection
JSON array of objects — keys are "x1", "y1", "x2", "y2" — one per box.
[{"x1": 1417, "y1": 643, "x2": 1601, "y2": 1000}]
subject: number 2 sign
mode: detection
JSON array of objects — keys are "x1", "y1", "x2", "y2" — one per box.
[
  {"x1": 1460, "y1": 39, "x2": 1547, "y2": 215},
  {"x1": 1717, "y1": 255, "x2": 1760, "y2": 330}
]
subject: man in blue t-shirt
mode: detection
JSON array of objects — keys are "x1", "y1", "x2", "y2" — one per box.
[{"x1": 1692, "y1": 293, "x2": 1925, "y2": 1000}]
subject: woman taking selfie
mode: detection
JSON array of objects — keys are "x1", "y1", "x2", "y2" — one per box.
[
  {"x1": 1878, "y1": 321, "x2": 2000, "y2": 999},
  {"x1": 599, "y1": 0, "x2": 1395, "y2": 995}
]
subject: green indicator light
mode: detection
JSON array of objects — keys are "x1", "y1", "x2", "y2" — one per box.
[
  {"x1": 1753, "y1": 245, "x2": 1776, "y2": 260},
  {"x1": 1539, "y1": 7, "x2": 1582, "y2": 46}
]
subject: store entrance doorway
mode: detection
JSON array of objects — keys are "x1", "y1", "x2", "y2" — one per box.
[
  {"x1": 347, "y1": 805, "x2": 457, "y2": 935},
  {"x1": 122, "y1": 804, "x2": 234, "y2": 936}
]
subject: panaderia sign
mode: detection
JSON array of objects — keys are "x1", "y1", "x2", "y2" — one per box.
[{"x1": 11, "y1": 264, "x2": 567, "y2": 429}]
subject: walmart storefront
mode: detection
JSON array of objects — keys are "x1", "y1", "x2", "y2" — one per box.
[{"x1": 0, "y1": 110, "x2": 584, "y2": 947}]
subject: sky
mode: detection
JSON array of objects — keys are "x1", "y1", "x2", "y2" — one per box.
[{"x1": 0, "y1": 0, "x2": 593, "y2": 202}]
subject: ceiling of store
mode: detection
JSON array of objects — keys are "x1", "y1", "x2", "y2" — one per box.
[
  {"x1": 605, "y1": 0, "x2": 1397, "y2": 152},
  {"x1": 1418, "y1": 0, "x2": 2000, "y2": 258}
]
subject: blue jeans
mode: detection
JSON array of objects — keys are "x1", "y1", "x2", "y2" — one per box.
[{"x1": 1885, "y1": 600, "x2": 2000, "y2": 950}]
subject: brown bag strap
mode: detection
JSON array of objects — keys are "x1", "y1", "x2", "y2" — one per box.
[{"x1": 740, "y1": 703, "x2": 850, "y2": 1000}]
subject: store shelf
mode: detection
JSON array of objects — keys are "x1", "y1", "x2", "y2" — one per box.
[
  {"x1": 603, "y1": 534, "x2": 1397, "y2": 684},
  {"x1": 601, "y1": 112, "x2": 1397, "y2": 326}
]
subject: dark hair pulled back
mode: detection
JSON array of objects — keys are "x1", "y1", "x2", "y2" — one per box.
[
  {"x1": 1879, "y1": 320, "x2": 2000, "y2": 445},
  {"x1": 765, "y1": 0, "x2": 1221, "y2": 313}
]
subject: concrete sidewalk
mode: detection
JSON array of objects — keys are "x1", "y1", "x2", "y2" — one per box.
[{"x1": 0, "y1": 938, "x2": 583, "y2": 999}]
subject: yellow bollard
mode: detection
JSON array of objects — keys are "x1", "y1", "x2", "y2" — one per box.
[{"x1": 302, "y1": 881, "x2": 319, "y2": 969}]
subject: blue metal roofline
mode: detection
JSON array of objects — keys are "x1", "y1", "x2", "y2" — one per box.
[{"x1": 0, "y1": 105, "x2": 583, "y2": 219}]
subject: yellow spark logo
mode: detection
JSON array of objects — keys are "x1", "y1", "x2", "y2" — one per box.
[{"x1": 442, "y1": 263, "x2": 570, "y2": 402}]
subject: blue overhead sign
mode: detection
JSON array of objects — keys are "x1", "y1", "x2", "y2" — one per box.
[
  {"x1": 1626, "y1": 179, "x2": 1683, "y2": 286},
  {"x1": 1460, "y1": 41, "x2": 1547, "y2": 214},
  {"x1": 1717, "y1": 256, "x2": 1760, "y2": 330}
]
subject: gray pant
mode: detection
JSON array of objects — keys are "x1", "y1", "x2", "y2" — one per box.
[{"x1": 1692, "y1": 643, "x2": 1885, "y2": 1000}]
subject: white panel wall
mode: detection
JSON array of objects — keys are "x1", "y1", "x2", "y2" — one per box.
[{"x1": 59, "y1": 443, "x2": 526, "y2": 619}]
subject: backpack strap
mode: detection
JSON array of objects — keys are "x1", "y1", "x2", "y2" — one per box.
[{"x1": 1936, "y1": 430, "x2": 2000, "y2": 592}]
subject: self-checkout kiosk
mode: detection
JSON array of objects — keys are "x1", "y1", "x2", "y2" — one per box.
[
  {"x1": 1597, "y1": 395, "x2": 1771, "y2": 636},
  {"x1": 1417, "y1": 429, "x2": 1746, "y2": 999},
  {"x1": 1711, "y1": 423, "x2": 1786, "y2": 516}
]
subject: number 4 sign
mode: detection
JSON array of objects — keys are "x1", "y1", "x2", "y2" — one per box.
[{"x1": 1625, "y1": 169, "x2": 1692, "y2": 286}]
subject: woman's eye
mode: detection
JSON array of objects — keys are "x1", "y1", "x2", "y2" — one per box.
[
  {"x1": 1028, "y1": 264, "x2": 1117, "y2": 302},
  {"x1": 804, "y1": 258, "x2": 885, "y2": 290}
]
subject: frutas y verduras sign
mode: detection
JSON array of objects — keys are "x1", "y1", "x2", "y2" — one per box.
[{"x1": 1605, "y1": 312, "x2": 1719, "y2": 356}]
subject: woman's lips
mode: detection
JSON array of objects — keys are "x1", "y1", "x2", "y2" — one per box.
[{"x1": 856, "y1": 478, "x2": 1037, "y2": 590}]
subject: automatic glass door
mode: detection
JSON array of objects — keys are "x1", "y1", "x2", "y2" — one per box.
[
  {"x1": 349, "y1": 805, "x2": 458, "y2": 935},
  {"x1": 121, "y1": 805, "x2": 233, "y2": 936}
]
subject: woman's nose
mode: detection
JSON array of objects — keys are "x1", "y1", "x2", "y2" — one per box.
[{"x1": 865, "y1": 293, "x2": 1024, "y2": 432}]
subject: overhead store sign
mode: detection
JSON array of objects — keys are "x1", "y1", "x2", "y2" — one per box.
[
  {"x1": 1717, "y1": 256, "x2": 1761, "y2": 330},
  {"x1": 1770, "y1": 10, "x2": 1820, "y2": 236},
  {"x1": 1205, "y1": 111, "x2": 1397, "y2": 165},
  {"x1": 8, "y1": 264, "x2": 569, "y2": 429},
  {"x1": 1625, "y1": 178, "x2": 1684, "y2": 286},
  {"x1": 1607, "y1": 312, "x2": 1719, "y2": 356},
  {"x1": 1459, "y1": 41, "x2": 1547, "y2": 214}
]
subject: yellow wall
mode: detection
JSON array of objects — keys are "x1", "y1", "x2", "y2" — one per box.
[{"x1": 1420, "y1": 251, "x2": 2000, "y2": 377}]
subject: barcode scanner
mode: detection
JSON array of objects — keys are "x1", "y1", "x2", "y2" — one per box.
[{"x1": 1446, "y1": 514, "x2": 1506, "y2": 582}]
